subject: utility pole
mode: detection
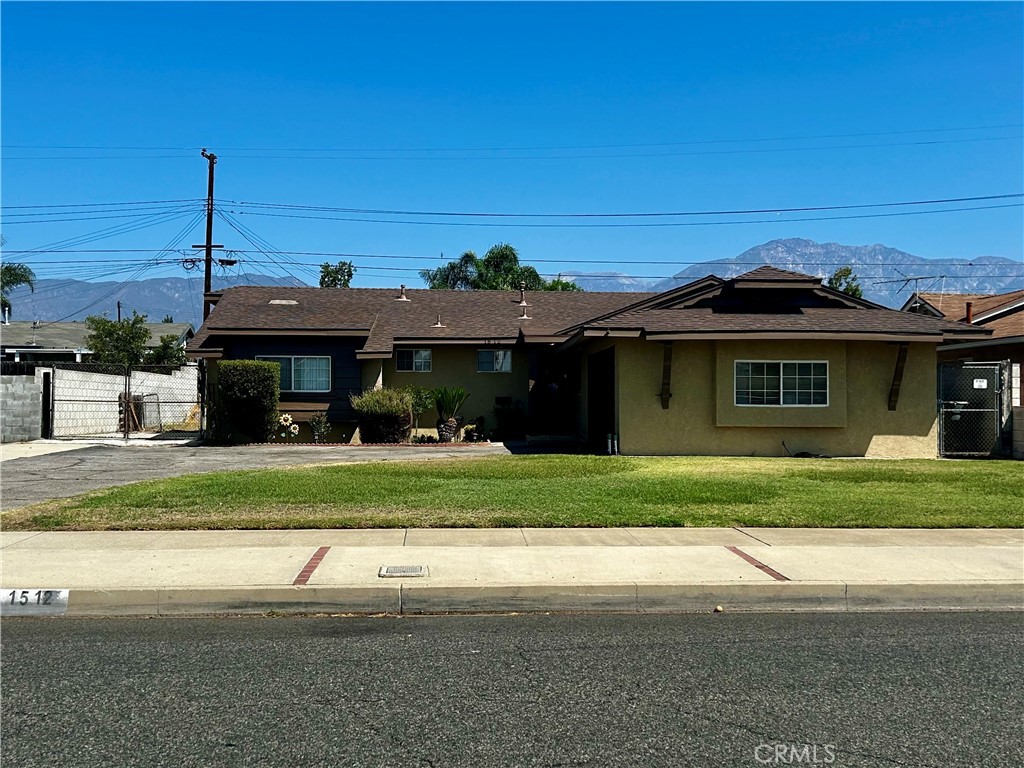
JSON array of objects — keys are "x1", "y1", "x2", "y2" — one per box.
[
  {"x1": 117, "y1": 300, "x2": 121, "y2": 322},
  {"x1": 192, "y1": 149, "x2": 223, "y2": 320}
]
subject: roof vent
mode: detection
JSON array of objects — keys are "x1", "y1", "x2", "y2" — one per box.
[
  {"x1": 268, "y1": 299, "x2": 298, "y2": 305},
  {"x1": 431, "y1": 313, "x2": 446, "y2": 328},
  {"x1": 395, "y1": 285, "x2": 411, "y2": 301},
  {"x1": 518, "y1": 306, "x2": 531, "y2": 321},
  {"x1": 519, "y1": 281, "x2": 529, "y2": 307}
]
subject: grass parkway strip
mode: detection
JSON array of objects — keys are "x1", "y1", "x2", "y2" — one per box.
[{"x1": 2, "y1": 455, "x2": 1021, "y2": 531}]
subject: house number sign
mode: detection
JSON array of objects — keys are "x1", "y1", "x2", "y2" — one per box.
[{"x1": 1, "y1": 589, "x2": 70, "y2": 616}]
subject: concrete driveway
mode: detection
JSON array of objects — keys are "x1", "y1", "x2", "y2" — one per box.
[{"x1": 0, "y1": 441, "x2": 511, "y2": 511}]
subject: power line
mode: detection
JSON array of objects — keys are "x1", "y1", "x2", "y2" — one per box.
[
  {"x1": 0, "y1": 205, "x2": 203, "y2": 226},
  {"x1": 222, "y1": 202, "x2": 1023, "y2": 229},
  {"x1": 11, "y1": 252, "x2": 1022, "y2": 270},
  {"x1": 38, "y1": 212, "x2": 206, "y2": 325},
  {"x1": 1, "y1": 198, "x2": 203, "y2": 210},
  {"x1": 4, "y1": 123, "x2": 1019, "y2": 152},
  {"x1": 4, "y1": 135, "x2": 1021, "y2": 162},
  {"x1": 222, "y1": 193, "x2": 1023, "y2": 219},
  {"x1": 11, "y1": 210, "x2": 202, "y2": 262}
]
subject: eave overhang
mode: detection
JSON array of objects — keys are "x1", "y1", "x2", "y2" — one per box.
[{"x1": 201, "y1": 328, "x2": 370, "y2": 337}]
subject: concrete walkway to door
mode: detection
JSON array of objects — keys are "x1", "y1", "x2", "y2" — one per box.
[{"x1": 0, "y1": 441, "x2": 511, "y2": 511}]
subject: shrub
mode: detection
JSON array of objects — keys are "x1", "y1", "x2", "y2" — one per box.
[
  {"x1": 406, "y1": 386, "x2": 437, "y2": 435},
  {"x1": 350, "y1": 387, "x2": 413, "y2": 444},
  {"x1": 462, "y1": 416, "x2": 487, "y2": 443},
  {"x1": 214, "y1": 360, "x2": 280, "y2": 443},
  {"x1": 309, "y1": 411, "x2": 333, "y2": 444}
]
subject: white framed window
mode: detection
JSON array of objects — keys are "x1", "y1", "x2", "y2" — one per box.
[
  {"x1": 735, "y1": 361, "x2": 828, "y2": 406},
  {"x1": 257, "y1": 355, "x2": 332, "y2": 392},
  {"x1": 478, "y1": 349, "x2": 512, "y2": 373},
  {"x1": 396, "y1": 349, "x2": 432, "y2": 372}
]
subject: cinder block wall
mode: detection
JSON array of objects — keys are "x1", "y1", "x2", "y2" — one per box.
[
  {"x1": 1012, "y1": 406, "x2": 1024, "y2": 461},
  {"x1": 1, "y1": 375, "x2": 43, "y2": 443}
]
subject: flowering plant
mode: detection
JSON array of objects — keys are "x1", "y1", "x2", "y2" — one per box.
[{"x1": 274, "y1": 413, "x2": 300, "y2": 440}]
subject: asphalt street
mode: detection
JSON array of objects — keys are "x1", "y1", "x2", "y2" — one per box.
[
  {"x1": 2, "y1": 612, "x2": 1022, "y2": 767},
  {"x1": 0, "y1": 443, "x2": 509, "y2": 510}
]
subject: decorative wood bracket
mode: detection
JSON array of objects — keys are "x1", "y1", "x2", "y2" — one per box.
[
  {"x1": 888, "y1": 342, "x2": 909, "y2": 411},
  {"x1": 659, "y1": 342, "x2": 672, "y2": 409}
]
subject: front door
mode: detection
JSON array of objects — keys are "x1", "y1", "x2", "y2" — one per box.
[{"x1": 587, "y1": 347, "x2": 616, "y2": 453}]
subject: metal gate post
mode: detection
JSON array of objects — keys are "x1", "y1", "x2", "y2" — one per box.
[{"x1": 123, "y1": 365, "x2": 131, "y2": 440}]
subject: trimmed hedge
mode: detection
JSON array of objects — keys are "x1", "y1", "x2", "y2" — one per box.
[
  {"x1": 350, "y1": 387, "x2": 412, "y2": 444},
  {"x1": 213, "y1": 360, "x2": 280, "y2": 443}
]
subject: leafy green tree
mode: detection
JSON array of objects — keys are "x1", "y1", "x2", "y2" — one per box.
[
  {"x1": 146, "y1": 334, "x2": 187, "y2": 366},
  {"x1": 420, "y1": 251, "x2": 481, "y2": 290},
  {"x1": 162, "y1": 314, "x2": 175, "y2": 323},
  {"x1": 1, "y1": 262, "x2": 37, "y2": 317},
  {"x1": 320, "y1": 260, "x2": 356, "y2": 288},
  {"x1": 84, "y1": 311, "x2": 151, "y2": 366},
  {"x1": 826, "y1": 266, "x2": 864, "y2": 299},
  {"x1": 419, "y1": 244, "x2": 582, "y2": 291},
  {"x1": 545, "y1": 278, "x2": 583, "y2": 292}
]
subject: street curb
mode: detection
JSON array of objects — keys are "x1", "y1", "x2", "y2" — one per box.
[{"x1": 36, "y1": 581, "x2": 1024, "y2": 617}]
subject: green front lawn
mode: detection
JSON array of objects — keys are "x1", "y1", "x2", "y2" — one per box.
[{"x1": 4, "y1": 455, "x2": 1022, "y2": 531}]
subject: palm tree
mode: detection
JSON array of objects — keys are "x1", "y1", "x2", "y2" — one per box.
[{"x1": 1, "y1": 262, "x2": 37, "y2": 318}]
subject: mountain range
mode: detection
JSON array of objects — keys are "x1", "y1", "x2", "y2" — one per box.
[
  {"x1": 5, "y1": 239, "x2": 1021, "y2": 330},
  {"x1": 567, "y1": 238, "x2": 1023, "y2": 306}
]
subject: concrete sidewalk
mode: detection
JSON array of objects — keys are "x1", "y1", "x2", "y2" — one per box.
[{"x1": 2, "y1": 527, "x2": 1021, "y2": 617}]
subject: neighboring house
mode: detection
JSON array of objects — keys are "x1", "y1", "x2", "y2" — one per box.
[
  {"x1": 188, "y1": 267, "x2": 985, "y2": 456},
  {"x1": 902, "y1": 290, "x2": 1023, "y2": 397},
  {"x1": 0, "y1": 321, "x2": 195, "y2": 362}
]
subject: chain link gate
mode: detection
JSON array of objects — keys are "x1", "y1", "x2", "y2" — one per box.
[
  {"x1": 49, "y1": 362, "x2": 204, "y2": 440},
  {"x1": 938, "y1": 361, "x2": 1010, "y2": 457}
]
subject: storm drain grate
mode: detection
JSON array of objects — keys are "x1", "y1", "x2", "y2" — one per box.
[{"x1": 378, "y1": 565, "x2": 429, "y2": 578}]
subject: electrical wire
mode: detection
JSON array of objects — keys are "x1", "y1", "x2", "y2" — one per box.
[
  {"x1": 4, "y1": 135, "x2": 1021, "y2": 162},
  {"x1": 1, "y1": 198, "x2": 204, "y2": 210},
  {"x1": 38, "y1": 212, "x2": 206, "y2": 325},
  {"x1": 221, "y1": 193, "x2": 1022, "y2": 219},
  {"x1": 0, "y1": 205, "x2": 204, "y2": 225},
  {"x1": 222, "y1": 202, "x2": 1023, "y2": 229},
  {"x1": 9, "y1": 210, "x2": 203, "y2": 262},
  {"x1": 5, "y1": 123, "x2": 1019, "y2": 152}
]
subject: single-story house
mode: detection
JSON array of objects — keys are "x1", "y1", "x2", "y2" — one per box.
[
  {"x1": 188, "y1": 267, "x2": 987, "y2": 456},
  {"x1": 1, "y1": 321, "x2": 195, "y2": 363}
]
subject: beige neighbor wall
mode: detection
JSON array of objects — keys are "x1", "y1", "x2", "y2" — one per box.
[
  {"x1": 384, "y1": 345, "x2": 530, "y2": 430},
  {"x1": 614, "y1": 338, "x2": 938, "y2": 457}
]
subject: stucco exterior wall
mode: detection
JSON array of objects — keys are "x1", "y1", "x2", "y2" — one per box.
[
  {"x1": 383, "y1": 345, "x2": 530, "y2": 426},
  {"x1": 614, "y1": 338, "x2": 938, "y2": 458}
]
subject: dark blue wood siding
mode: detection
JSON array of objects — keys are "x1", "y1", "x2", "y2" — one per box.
[{"x1": 224, "y1": 337, "x2": 363, "y2": 420}]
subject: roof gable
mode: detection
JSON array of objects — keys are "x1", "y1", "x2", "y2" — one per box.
[{"x1": 578, "y1": 269, "x2": 988, "y2": 341}]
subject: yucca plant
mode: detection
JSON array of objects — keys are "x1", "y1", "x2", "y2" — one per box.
[{"x1": 433, "y1": 386, "x2": 470, "y2": 443}]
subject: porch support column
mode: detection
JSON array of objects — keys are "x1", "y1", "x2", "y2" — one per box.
[
  {"x1": 888, "y1": 342, "x2": 909, "y2": 411},
  {"x1": 659, "y1": 342, "x2": 672, "y2": 409}
]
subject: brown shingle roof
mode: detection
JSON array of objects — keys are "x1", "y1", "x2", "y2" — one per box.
[
  {"x1": 583, "y1": 271, "x2": 988, "y2": 340},
  {"x1": 915, "y1": 290, "x2": 1024, "y2": 321},
  {"x1": 734, "y1": 265, "x2": 822, "y2": 282},
  {"x1": 188, "y1": 270, "x2": 992, "y2": 355},
  {"x1": 588, "y1": 306, "x2": 978, "y2": 337},
  {"x1": 189, "y1": 286, "x2": 650, "y2": 353}
]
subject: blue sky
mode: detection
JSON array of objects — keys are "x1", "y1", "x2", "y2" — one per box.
[{"x1": 2, "y1": 1, "x2": 1022, "y2": 295}]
